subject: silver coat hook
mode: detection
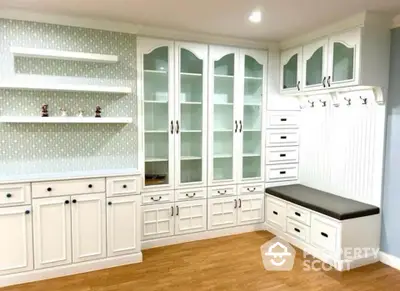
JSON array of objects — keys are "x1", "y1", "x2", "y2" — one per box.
[
  {"x1": 344, "y1": 97, "x2": 351, "y2": 106},
  {"x1": 319, "y1": 99, "x2": 327, "y2": 107},
  {"x1": 360, "y1": 96, "x2": 367, "y2": 105}
]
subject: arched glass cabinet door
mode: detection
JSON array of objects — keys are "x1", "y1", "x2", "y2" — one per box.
[
  {"x1": 281, "y1": 47, "x2": 302, "y2": 92},
  {"x1": 208, "y1": 46, "x2": 238, "y2": 185},
  {"x1": 176, "y1": 43, "x2": 208, "y2": 188},
  {"x1": 241, "y1": 52, "x2": 265, "y2": 181},
  {"x1": 139, "y1": 40, "x2": 174, "y2": 189},
  {"x1": 303, "y1": 38, "x2": 328, "y2": 90}
]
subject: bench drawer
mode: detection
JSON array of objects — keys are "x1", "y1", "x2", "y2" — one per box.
[
  {"x1": 106, "y1": 176, "x2": 140, "y2": 197},
  {"x1": 238, "y1": 183, "x2": 264, "y2": 195},
  {"x1": 266, "y1": 130, "x2": 299, "y2": 147},
  {"x1": 287, "y1": 203, "x2": 311, "y2": 226},
  {"x1": 267, "y1": 111, "x2": 299, "y2": 128},
  {"x1": 266, "y1": 147, "x2": 299, "y2": 165},
  {"x1": 310, "y1": 214, "x2": 340, "y2": 254},
  {"x1": 0, "y1": 183, "x2": 31, "y2": 206},
  {"x1": 287, "y1": 218, "x2": 310, "y2": 243},
  {"x1": 32, "y1": 178, "x2": 105, "y2": 198},
  {"x1": 175, "y1": 188, "x2": 206, "y2": 201},
  {"x1": 265, "y1": 164, "x2": 298, "y2": 182},
  {"x1": 142, "y1": 190, "x2": 174, "y2": 205},
  {"x1": 266, "y1": 196, "x2": 287, "y2": 231},
  {"x1": 208, "y1": 185, "x2": 236, "y2": 198}
]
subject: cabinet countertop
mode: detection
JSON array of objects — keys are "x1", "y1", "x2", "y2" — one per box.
[{"x1": 0, "y1": 168, "x2": 141, "y2": 184}]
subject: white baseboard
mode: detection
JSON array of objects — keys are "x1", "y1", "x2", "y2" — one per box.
[
  {"x1": 0, "y1": 252, "x2": 143, "y2": 288},
  {"x1": 142, "y1": 224, "x2": 265, "y2": 249},
  {"x1": 380, "y1": 251, "x2": 400, "y2": 270}
]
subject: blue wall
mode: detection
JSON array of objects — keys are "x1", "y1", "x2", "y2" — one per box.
[{"x1": 381, "y1": 27, "x2": 400, "y2": 257}]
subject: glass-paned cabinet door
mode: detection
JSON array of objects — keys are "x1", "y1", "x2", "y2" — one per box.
[
  {"x1": 303, "y1": 38, "x2": 328, "y2": 90},
  {"x1": 328, "y1": 28, "x2": 360, "y2": 87},
  {"x1": 281, "y1": 47, "x2": 302, "y2": 92},
  {"x1": 139, "y1": 39, "x2": 174, "y2": 189},
  {"x1": 175, "y1": 43, "x2": 208, "y2": 188},
  {"x1": 208, "y1": 46, "x2": 238, "y2": 185},
  {"x1": 240, "y1": 52, "x2": 266, "y2": 181}
]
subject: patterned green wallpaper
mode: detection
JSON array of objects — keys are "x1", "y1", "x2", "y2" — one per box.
[{"x1": 0, "y1": 19, "x2": 137, "y2": 177}]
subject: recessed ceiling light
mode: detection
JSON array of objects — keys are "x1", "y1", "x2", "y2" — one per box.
[{"x1": 249, "y1": 9, "x2": 262, "y2": 23}]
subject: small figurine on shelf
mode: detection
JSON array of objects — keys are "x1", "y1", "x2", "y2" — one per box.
[
  {"x1": 95, "y1": 105, "x2": 101, "y2": 118},
  {"x1": 41, "y1": 104, "x2": 49, "y2": 117},
  {"x1": 60, "y1": 107, "x2": 68, "y2": 117},
  {"x1": 77, "y1": 109, "x2": 84, "y2": 117}
]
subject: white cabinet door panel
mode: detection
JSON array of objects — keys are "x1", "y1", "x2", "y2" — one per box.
[
  {"x1": 208, "y1": 197, "x2": 237, "y2": 230},
  {"x1": 107, "y1": 196, "x2": 141, "y2": 257},
  {"x1": 0, "y1": 206, "x2": 33, "y2": 275},
  {"x1": 175, "y1": 200, "x2": 207, "y2": 235},
  {"x1": 33, "y1": 197, "x2": 72, "y2": 269},
  {"x1": 71, "y1": 193, "x2": 106, "y2": 263},
  {"x1": 142, "y1": 203, "x2": 174, "y2": 240},
  {"x1": 237, "y1": 194, "x2": 264, "y2": 225}
]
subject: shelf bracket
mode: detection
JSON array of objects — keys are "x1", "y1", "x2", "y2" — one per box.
[
  {"x1": 330, "y1": 91, "x2": 341, "y2": 107},
  {"x1": 372, "y1": 87, "x2": 385, "y2": 105}
]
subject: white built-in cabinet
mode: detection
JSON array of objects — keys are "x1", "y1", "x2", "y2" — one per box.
[
  {"x1": 107, "y1": 195, "x2": 141, "y2": 257},
  {"x1": 0, "y1": 206, "x2": 33, "y2": 275},
  {"x1": 281, "y1": 28, "x2": 361, "y2": 93},
  {"x1": 33, "y1": 194, "x2": 106, "y2": 269}
]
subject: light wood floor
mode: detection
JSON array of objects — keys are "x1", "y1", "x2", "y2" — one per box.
[{"x1": 3, "y1": 231, "x2": 400, "y2": 291}]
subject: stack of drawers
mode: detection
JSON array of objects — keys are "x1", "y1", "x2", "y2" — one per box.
[{"x1": 265, "y1": 111, "x2": 300, "y2": 184}]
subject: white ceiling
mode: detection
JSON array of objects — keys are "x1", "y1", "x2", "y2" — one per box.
[{"x1": 2, "y1": 0, "x2": 400, "y2": 41}]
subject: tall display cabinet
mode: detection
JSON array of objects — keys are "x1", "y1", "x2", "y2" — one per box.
[{"x1": 138, "y1": 37, "x2": 267, "y2": 242}]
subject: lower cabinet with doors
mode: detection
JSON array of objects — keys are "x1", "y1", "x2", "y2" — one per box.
[{"x1": 0, "y1": 174, "x2": 142, "y2": 288}]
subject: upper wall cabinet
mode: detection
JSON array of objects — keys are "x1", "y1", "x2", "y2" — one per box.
[
  {"x1": 280, "y1": 12, "x2": 391, "y2": 103},
  {"x1": 280, "y1": 47, "x2": 302, "y2": 92}
]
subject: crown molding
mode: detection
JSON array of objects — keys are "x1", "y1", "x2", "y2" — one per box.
[{"x1": 0, "y1": 9, "x2": 277, "y2": 50}]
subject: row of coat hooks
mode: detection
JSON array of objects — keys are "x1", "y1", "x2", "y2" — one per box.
[{"x1": 301, "y1": 96, "x2": 369, "y2": 109}]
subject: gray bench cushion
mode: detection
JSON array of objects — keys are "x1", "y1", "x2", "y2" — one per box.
[{"x1": 265, "y1": 184, "x2": 380, "y2": 220}]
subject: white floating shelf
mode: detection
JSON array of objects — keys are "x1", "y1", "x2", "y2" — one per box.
[
  {"x1": 0, "y1": 117, "x2": 133, "y2": 124},
  {"x1": 10, "y1": 47, "x2": 119, "y2": 63},
  {"x1": 0, "y1": 82, "x2": 132, "y2": 94}
]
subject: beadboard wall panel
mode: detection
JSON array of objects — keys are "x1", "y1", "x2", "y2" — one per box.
[
  {"x1": 299, "y1": 92, "x2": 385, "y2": 206},
  {"x1": 0, "y1": 19, "x2": 137, "y2": 177}
]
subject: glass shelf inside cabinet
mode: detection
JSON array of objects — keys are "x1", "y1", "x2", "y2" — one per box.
[
  {"x1": 242, "y1": 55, "x2": 263, "y2": 179},
  {"x1": 179, "y1": 48, "x2": 204, "y2": 184},
  {"x1": 144, "y1": 46, "x2": 170, "y2": 186}
]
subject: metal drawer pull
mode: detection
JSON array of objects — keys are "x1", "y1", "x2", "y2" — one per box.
[
  {"x1": 217, "y1": 190, "x2": 227, "y2": 195},
  {"x1": 273, "y1": 211, "x2": 278, "y2": 215},
  {"x1": 176, "y1": 206, "x2": 179, "y2": 216},
  {"x1": 279, "y1": 154, "x2": 286, "y2": 157},
  {"x1": 321, "y1": 232, "x2": 328, "y2": 238},
  {"x1": 294, "y1": 228, "x2": 300, "y2": 233},
  {"x1": 25, "y1": 210, "x2": 30, "y2": 215},
  {"x1": 238, "y1": 199, "x2": 242, "y2": 208},
  {"x1": 171, "y1": 206, "x2": 174, "y2": 216},
  {"x1": 279, "y1": 171, "x2": 286, "y2": 174},
  {"x1": 280, "y1": 136, "x2": 287, "y2": 139},
  {"x1": 123, "y1": 184, "x2": 127, "y2": 189},
  {"x1": 295, "y1": 212, "x2": 301, "y2": 217},
  {"x1": 280, "y1": 118, "x2": 287, "y2": 122},
  {"x1": 108, "y1": 202, "x2": 112, "y2": 206},
  {"x1": 234, "y1": 199, "x2": 237, "y2": 209},
  {"x1": 151, "y1": 196, "x2": 162, "y2": 201},
  {"x1": 6, "y1": 193, "x2": 12, "y2": 198},
  {"x1": 170, "y1": 120, "x2": 174, "y2": 134},
  {"x1": 247, "y1": 187, "x2": 256, "y2": 192},
  {"x1": 186, "y1": 193, "x2": 196, "y2": 198}
]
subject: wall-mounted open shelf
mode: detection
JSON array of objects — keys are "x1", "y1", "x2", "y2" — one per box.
[
  {"x1": 0, "y1": 82, "x2": 132, "y2": 94},
  {"x1": 0, "y1": 117, "x2": 133, "y2": 124},
  {"x1": 10, "y1": 47, "x2": 119, "y2": 63}
]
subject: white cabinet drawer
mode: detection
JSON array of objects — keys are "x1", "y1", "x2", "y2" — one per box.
[
  {"x1": 267, "y1": 111, "x2": 299, "y2": 128},
  {"x1": 238, "y1": 183, "x2": 264, "y2": 195},
  {"x1": 106, "y1": 176, "x2": 140, "y2": 197},
  {"x1": 287, "y1": 218, "x2": 310, "y2": 243},
  {"x1": 310, "y1": 214, "x2": 340, "y2": 254},
  {"x1": 208, "y1": 185, "x2": 236, "y2": 198},
  {"x1": 266, "y1": 147, "x2": 299, "y2": 165},
  {"x1": 32, "y1": 178, "x2": 105, "y2": 198},
  {"x1": 287, "y1": 203, "x2": 311, "y2": 226},
  {"x1": 266, "y1": 130, "x2": 299, "y2": 147},
  {"x1": 266, "y1": 196, "x2": 287, "y2": 231},
  {"x1": 175, "y1": 188, "x2": 206, "y2": 201},
  {"x1": 0, "y1": 183, "x2": 31, "y2": 206},
  {"x1": 265, "y1": 164, "x2": 298, "y2": 182},
  {"x1": 142, "y1": 190, "x2": 174, "y2": 204}
]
